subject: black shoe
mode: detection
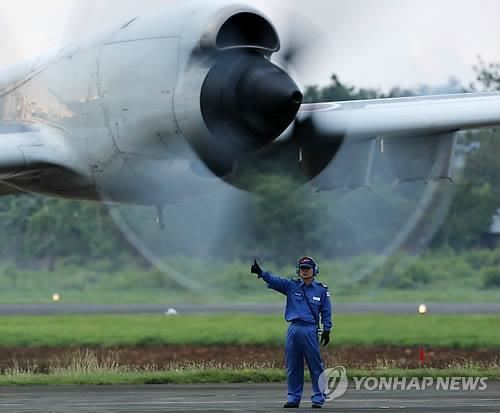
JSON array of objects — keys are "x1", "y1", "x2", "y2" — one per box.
[
  {"x1": 312, "y1": 403, "x2": 322, "y2": 408},
  {"x1": 283, "y1": 402, "x2": 300, "y2": 408}
]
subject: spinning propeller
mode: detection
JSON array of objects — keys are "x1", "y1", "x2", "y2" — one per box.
[{"x1": 63, "y1": 1, "x2": 454, "y2": 292}]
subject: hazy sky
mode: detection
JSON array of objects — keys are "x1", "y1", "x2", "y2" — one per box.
[{"x1": 2, "y1": 0, "x2": 500, "y2": 90}]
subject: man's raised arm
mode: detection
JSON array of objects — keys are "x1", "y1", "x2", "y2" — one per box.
[{"x1": 251, "y1": 260, "x2": 289, "y2": 295}]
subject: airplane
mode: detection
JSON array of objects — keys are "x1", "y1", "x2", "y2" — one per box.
[{"x1": 1, "y1": 0, "x2": 500, "y2": 230}]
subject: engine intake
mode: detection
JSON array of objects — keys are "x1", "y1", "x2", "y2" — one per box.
[{"x1": 215, "y1": 12, "x2": 280, "y2": 52}]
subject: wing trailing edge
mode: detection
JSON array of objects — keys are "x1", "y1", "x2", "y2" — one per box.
[
  {"x1": 296, "y1": 92, "x2": 500, "y2": 190},
  {"x1": 0, "y1": 124, "x2": 67, "y2": 179},
  {"x1": 0, "y1": 123, "x2": 89, "y2": 198}
]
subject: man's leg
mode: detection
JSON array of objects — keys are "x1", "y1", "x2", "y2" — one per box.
[
  {"x1": 285, "y1": 324, "x2": 304, "y2": 405},
  {"x1": 304, "y1": 328, "x2": 326, "y2": 406}
]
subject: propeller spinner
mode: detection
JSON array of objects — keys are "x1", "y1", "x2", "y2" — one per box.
[{"x1": 199, "y1": 50, "x2": 303, "y2": 176}]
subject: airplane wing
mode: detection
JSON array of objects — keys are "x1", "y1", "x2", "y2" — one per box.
[
  {"x1": 302, "y1": 92, "x2": 500, "y2": 138},
  {"x1": 292, "y1": 92, "x2": 500, "y2": 190},
  {"x1": 0, "y1": 124, "x2": 85, "y2": 196}
]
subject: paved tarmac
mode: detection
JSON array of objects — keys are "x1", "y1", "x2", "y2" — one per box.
[
  {"x1": 0, "y1": 383, "x2": 499, "y2": 412},
  {"x1": 1, "y1": 302, "x2": 500, "y2": 316}
]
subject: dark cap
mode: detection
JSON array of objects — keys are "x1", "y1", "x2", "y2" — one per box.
[{"x1": 298, "y1": 256, "x2": 315, "y2": 268}]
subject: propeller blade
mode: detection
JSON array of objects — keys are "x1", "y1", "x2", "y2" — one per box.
[
  {"x1": 93, "y1": 3, "x2": 455, "y2": 293},
  {"x1": 271, "y1": 6, "x2": 324, "y2": 72}
]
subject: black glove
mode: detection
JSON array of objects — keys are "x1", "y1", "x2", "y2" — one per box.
[
  {"x1": 251, "y1": 260, "x2": 263, "y2": 277},
  {"x1": 320, "y1": 330, "x2": 330, "y2": 347}
]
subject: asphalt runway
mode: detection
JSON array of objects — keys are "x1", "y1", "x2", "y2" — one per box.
[
  {"x1": 1, "y1": 302, "x2": 500, "y2": 316},
  {"x1": 0, "y1": 383, "x2": 499, "y2": 412}
]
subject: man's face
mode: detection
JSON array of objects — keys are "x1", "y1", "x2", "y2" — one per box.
[{"x1": 299, "y1": 267, "x2": 314, "y2": 279}]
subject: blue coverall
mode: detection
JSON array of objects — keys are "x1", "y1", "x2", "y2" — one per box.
[{"x1": 259, "y1": 271, "x2": 333, "y2": 406}]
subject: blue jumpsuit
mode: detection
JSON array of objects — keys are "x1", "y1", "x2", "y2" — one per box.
[{"x1": 259, "y1": 271, "x2": 333, "y2": 406}]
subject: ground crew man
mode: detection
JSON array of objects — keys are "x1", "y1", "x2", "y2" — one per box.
[{"x1": 251, "y1": 257, "x2": 333, "y2": 409}]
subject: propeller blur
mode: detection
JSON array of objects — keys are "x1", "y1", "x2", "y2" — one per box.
[{"x1": 1, "y1": 1, "x2": 500, "y2": 288}]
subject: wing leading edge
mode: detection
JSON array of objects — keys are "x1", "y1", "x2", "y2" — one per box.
[{"x1": 301, "y1": 92, "x2": 500, "y2": 139}]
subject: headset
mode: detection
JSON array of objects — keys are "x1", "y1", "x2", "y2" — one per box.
[{"x1": 296, "y1": 256, "x2": 320, "y2": 277}]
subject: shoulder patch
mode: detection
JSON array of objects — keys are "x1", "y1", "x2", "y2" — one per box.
[
  {"x1": 290, "y1": 278, "x2": 301, "y2": 283},
  {"x1": 319, "y1": 282, "x2": 328, "y2": 289}
]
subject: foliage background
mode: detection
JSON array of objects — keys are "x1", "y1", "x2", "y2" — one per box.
[{"x1": 1, "y1": 61, "x2": 499, "y2": 302}]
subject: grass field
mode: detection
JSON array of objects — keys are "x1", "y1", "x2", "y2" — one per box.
[
  {"x1": 2, "y1": 288, "x2": 500, "y2": 305},
  {"x1": 0, "y1": 314, "x2": 499, "y2": 348}
]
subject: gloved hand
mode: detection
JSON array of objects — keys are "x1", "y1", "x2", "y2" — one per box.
[
  {"x1": 320, "y1": 330, "x2": 330, "y2": 347},
  {"x1": 251, "y1": 260, "x2": 263, "y2": 277}
]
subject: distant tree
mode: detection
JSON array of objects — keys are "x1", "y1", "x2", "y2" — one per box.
[
  {"x1": 304, "y1": 74, "x2": 415, "y2": 103},
  {"x1": 0, "y1": 195, "x2": 141, "y2": 268},
  {"x1": 432, "y1": 129, "x2": 500, "y2": 249},
  {"x1": 1, "y1": 65, "x2": 498, "y2": 268},
  {"x1": 432, "y1": 58, "x2": 500, "y2": 249},
  {"x1": 472, "y1": 57, "x2": 500, "y2": 91}
]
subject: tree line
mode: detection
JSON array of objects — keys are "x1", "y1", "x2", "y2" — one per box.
[{"x1": 1, "y1": 61, "x2": 499, "y2": 267}]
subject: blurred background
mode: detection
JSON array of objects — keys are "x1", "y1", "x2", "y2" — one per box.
[{"x1": 1, "y1": 0, "x2": 500, "y2": 305}]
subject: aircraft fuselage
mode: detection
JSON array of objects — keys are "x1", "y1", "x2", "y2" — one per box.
[{"x1": 0, "y1": 1, "x2": 258, "y2": 204}]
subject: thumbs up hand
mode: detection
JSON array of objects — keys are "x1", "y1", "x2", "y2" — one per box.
[{"x1": 251, "y1": 260, "x2": 263, "y2": 277}]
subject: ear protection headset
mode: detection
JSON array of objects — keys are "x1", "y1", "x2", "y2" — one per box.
[{"x1": 296, "y1": 256, "x2": 320, "y2": 277}]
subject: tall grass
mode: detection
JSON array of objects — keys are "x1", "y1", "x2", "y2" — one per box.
[{"x1": 1, "y1": 349, "x2": 499, "y2": 386}]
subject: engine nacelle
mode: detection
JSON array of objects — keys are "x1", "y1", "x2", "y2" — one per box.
[{"x1": 173, "y1": 2, "x2": 303, "y2": 177}]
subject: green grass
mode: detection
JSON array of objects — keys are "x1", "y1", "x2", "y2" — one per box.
[
  {"x1": 0, "y1": 368, "x2": 498, "y2": 386},
  {"x1": 0, "y1": 314, "x2": 499, "y2": 348},
  {"x1": 2, "y1": 288, "x2": 500, "y2": 305}
]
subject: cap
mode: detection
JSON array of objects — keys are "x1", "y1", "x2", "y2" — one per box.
[{"x1": 298, "y1": 257, "x2": 315, "y2": 268}]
